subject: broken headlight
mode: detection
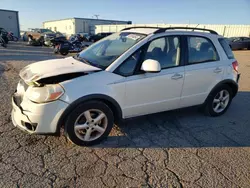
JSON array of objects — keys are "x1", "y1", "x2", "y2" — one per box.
[{"x1": 26, "y1": 84, "x2": 64, "y2": 103}]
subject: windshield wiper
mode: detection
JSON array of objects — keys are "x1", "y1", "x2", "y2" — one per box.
[
  {"x1": 73, "y1": 55, "x2": 104, "y2": 69},
  {"x1": 74, "y1": 55, "x2": 91, "y2": 65}
]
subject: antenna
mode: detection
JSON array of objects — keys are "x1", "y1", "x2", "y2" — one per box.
[
  {"x1": 93, "y1": 15, "x2": 100, "y2": 19},
  {"x1": 192, "y1": 24, "x2": 200, "y2": 31}
]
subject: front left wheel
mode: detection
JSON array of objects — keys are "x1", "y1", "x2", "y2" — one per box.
[{"x1": 65, "y1": 101, "x2": 114, "y2": 146}]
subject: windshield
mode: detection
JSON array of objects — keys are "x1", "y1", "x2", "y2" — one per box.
[
  {"x1": 77, "y1": 32, "x2": 146, "y2": 69},
  {"x1": 41, "y1": 29, "x2": 53, "y2": 33}
]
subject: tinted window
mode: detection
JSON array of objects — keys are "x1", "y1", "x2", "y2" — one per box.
[
  {"x1": 144, "y1": 36, "x2": 180, "y2": 69},
  {"x1": 242, "y1": 37, "x2": 250, "y2": 41},
  {"x1": 219, "y1": 38, "x2": 235, "y2": 59},
  {"x1": 40, "y1": 29, "x2": 53, "y2": 33},
  {"x1": 115, "y1": 50, "x2": 142, "y2": 76},
  {"x1": 188, "y1": 36, "x2": 219, "y2": 64}
]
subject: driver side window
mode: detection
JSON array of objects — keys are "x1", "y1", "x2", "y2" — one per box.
[
  {"x1": 143, "y1": 36, "x2": 180, "y2": 69},
  {"x1": 115, "y1": 50, "x2": 142, "y2": 77}
]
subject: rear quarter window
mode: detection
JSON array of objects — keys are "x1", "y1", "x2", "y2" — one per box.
[{"x1": 218, "y1": 38, "x2": 235, "y2": 59}]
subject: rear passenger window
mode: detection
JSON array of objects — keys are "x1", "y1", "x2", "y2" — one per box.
[
  {"x1": 188, "y1": 36, "x2": 219, "y2": 64},
  {"x1": 218, "y1": 38, "x2": 235, "y2": 59}
]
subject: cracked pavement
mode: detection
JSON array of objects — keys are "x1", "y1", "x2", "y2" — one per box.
[{"x1": 0, "y1": 42, "x2": 250, "y2": 187}]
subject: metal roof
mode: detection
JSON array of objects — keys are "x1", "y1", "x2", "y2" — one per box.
[
  {"x1": 43, "y1": 17, "x2": 131, "y2": 24},
  {"x1": 0, "y1": 9, "x2": 18, "y2": 13}
]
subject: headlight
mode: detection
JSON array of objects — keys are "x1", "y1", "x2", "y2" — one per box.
[{"x1": 26, "y1": 84, "x2": 64, "y2": 103}]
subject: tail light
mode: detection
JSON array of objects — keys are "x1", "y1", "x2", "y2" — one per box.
[{"x1": 232, "y1": 61, "x2": 238, "y2": 72}]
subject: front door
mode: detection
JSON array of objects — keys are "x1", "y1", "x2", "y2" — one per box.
[{"x1": 115, "y1": 35, "x2": 185, "y2": 118}]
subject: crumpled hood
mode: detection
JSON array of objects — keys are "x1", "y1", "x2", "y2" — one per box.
[{"x1": 19, "y1": 57, "x2": 101, "y2": 84}]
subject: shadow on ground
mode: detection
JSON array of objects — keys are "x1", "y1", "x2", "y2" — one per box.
[{"x1": 96, "y1": 91, "x2": 250, "y2": 148}]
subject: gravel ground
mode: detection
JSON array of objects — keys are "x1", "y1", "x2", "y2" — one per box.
[{"x1": 0, "y1": 42, "x2": 250, "y2": 188}]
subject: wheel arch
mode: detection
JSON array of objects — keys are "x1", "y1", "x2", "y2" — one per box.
[
  {"x1": 205, "y1": 79, "x2": 238, "y2": 103},
  {"x1": 56, "y1": 94, "x2": 123, "y2": 134}
]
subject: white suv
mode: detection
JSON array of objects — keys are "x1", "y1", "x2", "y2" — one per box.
[{"x1": 12, "y1": 27, "x2": 240, "y2": 146}]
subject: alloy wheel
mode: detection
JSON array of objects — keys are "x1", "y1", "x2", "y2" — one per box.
[
  {"x1": 74, "y1": 109, "x2": 108, "y2": 141},
  {"x1": 212, "y1": 90, "x2": 230, "y2": 113}
]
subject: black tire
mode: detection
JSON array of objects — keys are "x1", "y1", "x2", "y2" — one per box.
[
  {"x1": 60, "y1": 50, "x2": 69, "y2": 56},
  {"x1": 1, "y1": 42, "x2": 7, "y2": 48},
  {"x1": 3, "y1": 37, "x2": 8, "y2": 44},
  {"x1": 65, "y1": 101, "x2": 114, "y2": 146},
  {"x1": 204, "y1": 85, "x2": 233, "y2": 117}
]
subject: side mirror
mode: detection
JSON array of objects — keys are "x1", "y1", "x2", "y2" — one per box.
[{"x1": 141, "y1": 59, "x2": 161, "y2": 73}]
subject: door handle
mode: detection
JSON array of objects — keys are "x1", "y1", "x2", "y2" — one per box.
[
  {"x1": 171, "y1": 73, "x2": 183, "y2": 80},
  {"x1": 214, "y1": 67, "x2": 222, "y2": 73}
]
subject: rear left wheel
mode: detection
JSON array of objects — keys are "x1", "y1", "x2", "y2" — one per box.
[
  {"x1": 204, "y1": 85, "x2": 233, "y2": 116},
  {"x1": 65, "y1": 101, "x2": 114, "y2": 146}
]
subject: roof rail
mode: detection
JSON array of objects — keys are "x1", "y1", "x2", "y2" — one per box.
[
  {"x1": 121, "y1": 26, "x2": 218, "y2": 35},
  {"x1": 121, "y1": 26, "x2": 160, "y2": 31},
  {"x1": 154, "y1": 27, "x2": 218, "y2": 35}
]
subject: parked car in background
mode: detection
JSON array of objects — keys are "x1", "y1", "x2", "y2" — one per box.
[
  {"x1": 11, "y1": 27, "x2": 240, "y2": 146},
  {"x1": 0, "y1": 27, "x2": 9, "y2": 44},
  {"x1": 26, "y1": 28, "x2": 56, "y2": 45},
  {"x1": 227, "y1": 37, "x2": 250, "y2": 50},
  {"x1": 89, "y1": 32, "x2": 113, "y2": 42}
]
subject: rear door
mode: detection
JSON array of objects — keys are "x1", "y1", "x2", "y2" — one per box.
[
  {"x1": 242, "y1": 37, "x2": 250, "y2": 49},
  {"x1": 180, "y1": 35, "x2": 224, "y2": 108},
  {"x1": 232, "y1": 38, "x2": 245, "y2": 49}
]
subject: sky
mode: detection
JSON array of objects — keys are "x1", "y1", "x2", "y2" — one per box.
[{"x1": 1, "y1": 0, "x2": 250, "y2": 30}]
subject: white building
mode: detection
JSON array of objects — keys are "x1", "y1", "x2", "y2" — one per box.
[
  {"x1": 95, "y1": 23, "x2": 250, "y2": 38},
  {"x1": 43, "y1": 17, "x2": 131, "y2": 36},
  {"x1": 0, "y1": 9, "x2": 20, "y2": 37}
]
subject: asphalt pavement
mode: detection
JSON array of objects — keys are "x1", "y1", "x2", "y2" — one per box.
[{"x1": 0, "y1": 42, "x2": 250, "y2": 188}]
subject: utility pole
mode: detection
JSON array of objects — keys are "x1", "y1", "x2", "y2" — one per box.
[{"x1": 93, "y1": 15, "x2": 100, "y2": 19}]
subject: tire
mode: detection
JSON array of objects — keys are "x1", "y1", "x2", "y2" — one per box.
[
  {"x1": 204, "y1": 85, "x2": 233, "y2": 117},
  {"x1": 3, "y1": 37, "x2": 8, "y2": 44},
  {"x1": 65, "y1": 101, "x2": 114, "y2": 146},
  {"x1": 1, "y1": 42, "x2": 7, "y2": 48},
  {"x1": 59, "y1": 50, "x2": 69, "y2": 56}
]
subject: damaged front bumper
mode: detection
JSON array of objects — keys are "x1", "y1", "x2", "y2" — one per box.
[{"x1": 11, "y1": 93, "x2": 69, "y2": 134}]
